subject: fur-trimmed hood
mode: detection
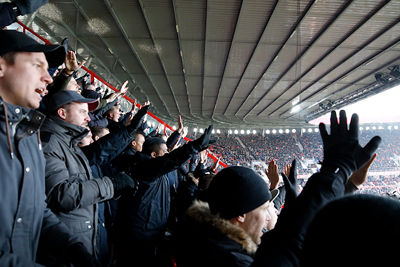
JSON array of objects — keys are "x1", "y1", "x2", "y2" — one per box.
[{"x1": 185, "y1": 200, "x2": 258, "y2": 255}]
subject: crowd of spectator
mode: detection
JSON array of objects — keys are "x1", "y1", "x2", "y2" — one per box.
[{"x1": 201, "y1": 129, "x2": 400, "y2": 195}]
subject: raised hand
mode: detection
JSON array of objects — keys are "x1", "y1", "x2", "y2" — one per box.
[
  {"x1": 177, "y1": 115, "x2": 184, "y2": 133},
  {"x1": 119, "y1": 80, "x2": 129, "y2": 95},
  {"x1": 348, "y1": 153, "x2": 377, "y2": 187},
  {"x1": 191, "y1": 125, "x2": 216, "y2": 152},
  {"x1": 319, "y1": 110, "x2": 381, "y2": 180},
  {"x1": 265, "y1": 160, "x2": 280, "y2": 190},
  {"x1": 281, "y1": 159, "x2": 298, "y2": 207},
  {"x1": 65, "y1": 51, "x2": 85, "y2": 75}
]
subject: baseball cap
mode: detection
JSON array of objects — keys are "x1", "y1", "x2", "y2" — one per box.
[
  {"x1": 45, "y1": 90, "x2": 99, "y2": 112},
  {"x1": 0, "y1": 30, "x2": 66, "y2": 68}
]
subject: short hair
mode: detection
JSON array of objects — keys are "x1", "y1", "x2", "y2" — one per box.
[
  {"x1": 1, "y1": 52, "x2": 17, "y2": 64},
  {"x1": 51, "y1": 102, "x2": 73, "y2": 116},
  {"x1": 133, "y1": 131, "x2": 145, "y2": 140},
  {"x1": 91, "y1": 126, "x2": 109, "y2": 139},
  {"x1": 142, "y1": 137, "x2": 166, "y2": 156},
  {"x1": 104, "y1": 105, "x2": 118, "y2": 118}
]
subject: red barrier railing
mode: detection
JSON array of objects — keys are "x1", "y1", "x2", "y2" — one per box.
[{"x1": 14, "y1": 20, "x2": 226, "y2": 168}]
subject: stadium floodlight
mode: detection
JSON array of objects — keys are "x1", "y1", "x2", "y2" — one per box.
[
  {"x1": 246, "y1": 130, "x2": 251, "y2": 134},
  {"x1": 193, "y1": 128, "x2": 198, "y2": 132},
  {"x1": 252, "y1": 130, "x2": 257, "y2": 134},
  {"x1": 378, "y1": 126, "x2": 384, "y2": 130},
  {"x1": 266, "y1": 130, "x2": 271, "y2": 134},
  {"x1": 292, "y1": 129, "x2": 296, "y2": 133},
  {"x1": 360, "y1": 127, "x2": 363, "y2": 131},
  {"x1": 240, "y1": 130, "x2": 245, "y2": 134},
  {"x1": 307, "y1": 128, "x2": 313, "y2": 133},
  {"x1": 272, "y1": 129, "x2": 277, "y2": 134},
  {"x1": 394, "y1": 125, "x2": 399, "y2": 130},
  {"x1": 366, "y1": 126, "x2": 370, "y2": 130},
  {"x1": 228, "y1": 129, "x2": 232, "y2": 134},
  {"x1": 302, "y1": 128, "x2": 306, "y2": 133},
  {"x1": 172, "y1": 125, "x2": 177, "y2": 130},
  {"x1": 212, "y1": 129, "x2": 215, "y2": 134},
  {"x1": 199, "y1": 128, "x2": 204, "y2": 133},
  {"x1": 217, "y1": 129, "x2": 221, "y2": 134},
  {"x1": 278, "y1": 129, "x2": 283, "y2": 134},
  {"x1": 234, "y1": 130, "x2": 239, "y2": 134},
  {"x1": 372, "y1": 126, "x2": 376, "y2": 130},
  {"x1": 285, "y1": 129, "x2": 290, "y2": 134},
  {"x1": 388, "y1": 126, "x2": 392, "y2": 130},
  {"x1": 314, "y1": 128, "x2": 319, "y2": 133}
]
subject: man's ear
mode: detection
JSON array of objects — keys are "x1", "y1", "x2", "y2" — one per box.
[
  {"x1": 237, "y1": 214, "x2": 246, "y2": 223},
  {"x1": 150, "y1": 151, "x2": 157, "y2": 158},
  {"x1": 131, "y1": 140, "x2": 136, "y2": 147},
  {"x1": 94, "y1": 135, "x2": 100, "y2": 141},
  {"x1": 230, "y1": 214, "x2": 246, "y2": 225},
  {"x1": 57, "y1": 108, "x2": 67, "y2": 120}
]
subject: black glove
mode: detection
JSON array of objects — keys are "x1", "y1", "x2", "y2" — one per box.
[
  {"x1": 190, "y1": 125, "x2": 216, "y2": 152},
  {"x1": 319, "y1": 110, "x2": 381, "y2": 180},
  {"x1": 281, "y1": 159, "x2": 298, "y2": 208},
  {"x1": 110, "y1": 172, "x2": 135, "y2": 194},
  {"x1": 126, "y1": 104, "x2": 150, "y2": 132},
  {"x1": 13, "y1": 0, "x2": 48, "y2": 15},
  {"x1": 68, "y1": 243, "x2": 100, "y2": 267}
]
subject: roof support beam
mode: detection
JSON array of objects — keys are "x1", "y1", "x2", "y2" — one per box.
[
  {"x1": 102, "y1": 0, "x2": 172, "y2": 116},
  {"x1": 266, "y1": 0, "x2": 391, "y2": 117}
]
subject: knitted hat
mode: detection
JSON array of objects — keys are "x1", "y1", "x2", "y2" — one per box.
[{"x1": 207, "y1": 166, "x2": 272, "y2": 219}]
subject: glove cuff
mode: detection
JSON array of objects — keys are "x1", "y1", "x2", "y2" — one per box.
[{"x1": 320, "y1": 160, "x2": 353, "y2": 182}]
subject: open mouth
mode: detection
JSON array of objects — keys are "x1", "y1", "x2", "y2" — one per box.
[{"x1": 35, "y1": 87, "x2": 47, "y2": 96}]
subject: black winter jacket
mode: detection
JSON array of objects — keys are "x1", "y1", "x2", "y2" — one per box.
[
  {"x1": 116, "y1": 142, "x2": 200, "y2": 242},
  {"x1": 41, "y1": 116, "x2": 115, "y2": 257}
]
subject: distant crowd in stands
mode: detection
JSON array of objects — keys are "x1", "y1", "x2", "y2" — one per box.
[{"x1": 190, "y1": 129, "x2": 400, "y2": 195}]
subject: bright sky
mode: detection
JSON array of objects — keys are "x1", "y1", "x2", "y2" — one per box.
[{"x1": 309, "y1": 84, "x2": 400, "y2": 125}]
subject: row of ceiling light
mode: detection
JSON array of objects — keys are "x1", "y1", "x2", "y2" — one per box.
[{"x1": 183, "y1": 125, "x2": 399, "y2": 135}]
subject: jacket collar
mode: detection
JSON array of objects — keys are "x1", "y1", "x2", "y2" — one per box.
[
  {"x1": 42, "y1": 115, "x2": 89, "y2": 146},
  {"x1": 0, "y1": 97, "x2": 45, "y2": 126},
  {"x1": 186, "y1": 200, "x2": 258, "y2": 255}
]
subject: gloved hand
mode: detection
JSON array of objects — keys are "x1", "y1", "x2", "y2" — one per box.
[
  {"x1": 110, "y1": 172, "x2": 135, "y2": 194},
  {"x1": 68, "y1": 242, "x2": 100, "y2": 267},
  {"x1": 13, "y1": 0, "x2": 48, "y2": 15},
  {"x1": 319, "y1": 110, "x2": 381, "y2": 181},
  {"x1": 190, "y1": 125, "x2": 216, "y2": 152},
  {"x1": 281, "y1": 159, "x2": 298, "y2": 208},
  {"x1": 126, "y1": 103, "x2": 150, "y2": 132}
]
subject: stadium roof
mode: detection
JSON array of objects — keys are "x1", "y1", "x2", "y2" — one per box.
[{"x1": 17, "y1": 0, "x2": 400, "y2": 128}]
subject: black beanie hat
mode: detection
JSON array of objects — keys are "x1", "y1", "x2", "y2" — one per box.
[{"x1": 207, "y1": 166, "x2": 271, "y2": 219}]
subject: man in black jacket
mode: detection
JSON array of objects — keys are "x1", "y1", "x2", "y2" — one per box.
[
  {"x1": 175, "y1": 110, "x2": 381, "y2": 267},
  {"x1": 115, "y1": 126, "x2": 215, "y2": 267},
  {"x1": 0, "y1": 29, "x2": 96, "y2": 266},
  {"x1": 40, "y1": 89, "x2": 136, "y2": 263}
]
